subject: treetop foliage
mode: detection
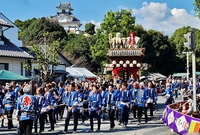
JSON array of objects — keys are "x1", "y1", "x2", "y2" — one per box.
[{"x1": 14, "y1": 17, "x2": 67, "y2": 49}]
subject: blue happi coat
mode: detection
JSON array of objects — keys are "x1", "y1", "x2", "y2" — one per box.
[
  {"x1": 14, "y1": 86, "x2": 20, "y2": 100},
  {"x1": 118, "y1": 89, "x2": 132, "y2": 107},
  {"x1": 41, "y1": 91, "x2": 54, "y2": 112},
  {"x1": 162, "y1": 87, "x2": 173, "y2": 101},
  {"x1": 114, "y1": 89, "x2": 121, "y2": 109},
  {"x1": 65, "y1": 90, "x2": 79, "y2": 112},
  {"x1": 58, "y1": 87, "x2": 64, "y2": 103},
  {"x1": 0, "y1": 97, "x2": 3, "y2": 114},
  {"x1": 82, "y1": 89, "x2": 90, "y2": 105},
  {"x1": 88, "y1": 92, "x2": 102, "y2": 111},
  {"x1": 136, "y1": 89, "x2": 148, "y2": 107},
  {"x1": 77, "y1": 91, "x2": 84, "y2": 105},
  {"x1": 146, "y1": 87, "x2": 157, "y2": 103},
  {"x1": 3, "y1": 90, "x2": 15, "y2": 111},
  {"x1": 35, "y1": 94, "x2": 45, "y2": 112},
  {"x1": 103, "y1": 91, "x2": 117, "y2": 110},
  {"x1": 16, "y1": 93, "x2": 39, "y2": 121},
  {"x1": 130, "y1": 87, "x2": 139, "y2": 106}
]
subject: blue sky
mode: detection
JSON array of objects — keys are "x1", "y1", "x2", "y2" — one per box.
[{"x1": 0, "y1": 0, "x2": 199, "y2": 36}]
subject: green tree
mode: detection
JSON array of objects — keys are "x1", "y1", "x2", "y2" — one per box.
[
  {"x1": 194, "y1": 0, "x2": 200, "y2": 18},
  {"x1": 14, "y1": 17, "x2": 68, "y2": 50},
  {"x1": 139, "y1": 29, "x2": 180, "y2": 75},
  {"x1": 85, "y1": 22, "x2": 95, "y2": 35},
  {"x1": 64, "y1": 34, "x2": 97, "y2": 71},
  {"x1": 170, "y1": 26, "x2": 200, "y2": 71},
  {"x1": 91, "y1": 9, "x2": 136, "y2": 68},
  {"x1": 24, "y1": 37, "x2": 60, "y2": 82}
]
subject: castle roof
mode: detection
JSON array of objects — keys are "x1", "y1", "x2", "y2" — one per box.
[{"x1": 56, "y1": 2, "x2": 73, "y2": 11}]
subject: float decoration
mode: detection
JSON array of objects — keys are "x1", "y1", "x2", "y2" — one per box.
[{"x1": 106, "y1": 32, "x2": 147, "y2": 81}]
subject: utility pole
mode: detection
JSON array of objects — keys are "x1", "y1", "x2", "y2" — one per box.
[{"x1": 183, "y1": 28, "x2": 196, "y2": 111}]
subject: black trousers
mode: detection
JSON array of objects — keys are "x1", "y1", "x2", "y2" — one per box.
[
  {"x1": 89, "y1": 110, "x2": 101, "y2": 131},
  {"x1": 147, "y1": 103, "x2": 153, "y2": 116},
  {"x1": 52, "y1": 109, "x2": 57, "y2": 124},
  {"x1": 19, "y1": 119, "x2": 33, "y2": 135},
  {"x1": 39, "y1": 109, "x2": 54, "y2": 131},
  {"x1": 5, "y1": 110, "x2": 13, "y2": 129},
  {"x1": 137, "y1": 106, "x2": 148, "y2": 123},
  {"x1": 34, "y1": 115, "x2": 39, "y2": 133},
  {"x1": 58, "y1": 105, "x2": 65, "y2": 119},
  {"x1": 165, "y1": 99, "x2": 173, "y2": 105},
  {"x1": 120, "y1": 106, "x2": 129, "y2": 125},
  {"x1": 132, "y1": 105, "x2": 138, "y2": 118},
  {"x1": 175, "y1": 89, "x2": 178, "y2": 98},
  {"x1": 108, "y1": 109, "x2": 115, "y2": 128},
  {"x1": 64, "y1": 110, "x2": 78, "y2": 132},
  {"x1": 81, "y1": 109, "x2": 89, "y2": 122}
]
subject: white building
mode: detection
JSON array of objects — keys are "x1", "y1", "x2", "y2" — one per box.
[
  {"x1": 0, "y1": 13, "x2": 22, "y2": 47},
  {"x1": 52, "y1": 2, "x2": 82, "y2": 34},
  {"x1": 0, "y1": 14, "x2": 34, "y2": 76},
  {"x1": 20, "y1": 46, "x2": 73, "y2": 82}
]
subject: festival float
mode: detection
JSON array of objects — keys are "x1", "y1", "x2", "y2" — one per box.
[
  {"x1": 162, "y1": 99, "x2": 200, "y2": 134},
  {"x1": 105, "y1": 32, "x2": 147, "y2": 81}
]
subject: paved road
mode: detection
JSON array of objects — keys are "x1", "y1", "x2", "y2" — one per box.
[{"x1": 0, "y1": 95, "x2": 182, "y2": 135}]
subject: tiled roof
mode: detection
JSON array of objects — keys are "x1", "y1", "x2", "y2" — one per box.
[
  {"x1": 20, "y1": 46, "x2": 73, "y2": 67},
  {"x1": 56, "y1": 2, "x2": 73, "y2": 10},
  {"x1": 0, "y1": 18, "x2": 13, "y2": 27},
  {"x1": 0, "y1": 37, "x2": 34, "y2": 59}
]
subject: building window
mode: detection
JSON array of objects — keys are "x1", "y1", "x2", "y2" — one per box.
[{"x1": 0, "y1": 63, "x2": 9, "y2": 70}]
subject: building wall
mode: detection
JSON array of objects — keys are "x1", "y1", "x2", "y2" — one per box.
[
  {"x1": 0, "y1": 57, "x2": 25, "y2": 75},
  {"x1": 0, "y1": 14, "x2": 23, "y2": 47},
  {"x1": 62, "y1": 23, "x2": 79, "y2": 33}
]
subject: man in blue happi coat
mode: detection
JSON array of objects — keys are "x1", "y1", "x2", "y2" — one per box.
[
  {"x1": 0, "y1": 82, "x2": 5, "y2": 127},
  {"x1": 130, "y1": 82, "x2": 139, "y2": 119},
  {"x1": 39, "y1": 83, "x2": 55, "y2": 132},
  {"x1": 87, "y1": 85, "x2": 102, "y2": 132},
  {"x1": 146, "y1": 81, "x2": 157, "y2": 116},
  {"x1": 34, "y1": 87, "x2": 44, "y2": 134},
  {"x1": 16, "y1": 84, "x2": 39, "y2": 135},
  {"x1": 3, "y1": 83, "x2": 15, "y2": 130},
  {"x1": 162, "y1": 83, "x2": 174, "y2": 105},
  {"x1": 103, "y1": 84, "x2": 117, "y2": 130},
  {"x1": 62, "y1": 83, "x2": 79, "y2": 134},
  {"x1": 136, "y1": 82, "x2": 148, "y2": 125},
  {"x1": 81, "y1": 85, "x2": 90, "y2": 123},
  {"x1": 118, "y1": 81, "x2": 132, "y2": 128},
  {"x1": 57, "y1": 82, "x2": 65, "y2": 120},
  {"x1": 75, "y1": 85, "x2": 84, "y2": 122},
  {"x1": 114, "y1": 83, "x2": 121, "y2": 124}
]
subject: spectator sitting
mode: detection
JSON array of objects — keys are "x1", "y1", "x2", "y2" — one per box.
[{"x1": 182, "y1": 95, "x2": 193, "y2": 115}]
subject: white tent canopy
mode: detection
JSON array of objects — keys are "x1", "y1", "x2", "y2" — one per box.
[
  {"x1": 147, "y1": 73, "x2": 166, "y2": 81},
  {"x1": 66, "y1": 67, "x2": 97, "y2": 79}
]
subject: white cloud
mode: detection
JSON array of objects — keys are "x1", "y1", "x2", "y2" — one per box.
[
  {"x1": 118, "y1": 5, "x2": 128, "y2": 10},
  {"x1": 131, "y1": 2, "x2": 200, "y2": 36}
]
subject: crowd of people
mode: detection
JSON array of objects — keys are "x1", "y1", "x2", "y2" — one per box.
[
  {"x1": 0, "y1": 75, "x2": 161, "y2": 135},
  {"x1": 162, "y1": 76, "x2": 200, "y2": 118},
  {"x1": 3, "y1": 75, "x2": 200, "y2": 135}
]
